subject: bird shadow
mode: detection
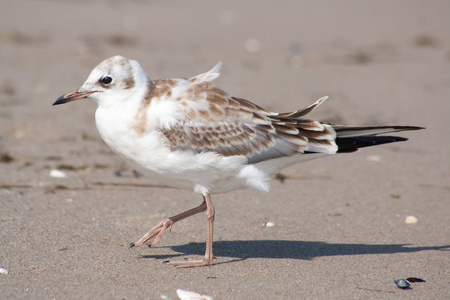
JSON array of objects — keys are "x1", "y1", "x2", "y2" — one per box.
[{"x1": 139, "y1": 240, "x2": 449, "y2": 264}]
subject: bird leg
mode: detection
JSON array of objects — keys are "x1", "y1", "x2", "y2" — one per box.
[
  {"x1": 167, "y1": 193, "x2": 215, "y2": 267},
  {"x1": 131, "y1": 199, "x2": 207, "y2": 248}
]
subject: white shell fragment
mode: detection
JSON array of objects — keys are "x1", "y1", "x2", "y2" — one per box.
[
  {"x1": 176, "y1": 289, "x2": 212, "y2": 300},
  {"x1": 49, "y1": 169, "x2": 67, "y2": 178},
  {"x1": 404, "y1": 216, "x2": 418, "y2": 224},
  {"x1": 262, "y1": 221, "x2": 276, "y2": 227},
  {"x1": 0, "y1": 268, "x2": 8, "y2": 275}
]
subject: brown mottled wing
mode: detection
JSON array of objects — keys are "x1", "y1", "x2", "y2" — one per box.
[
  {"x1": 159, "y1": 82, "x2": 280, "y2": 158},
  {"x1": 160, "y1": 84, "x2": 337, "y2": 162},
  {"x1": 161, "y1": 121, "x2": 276, "y2": 157}
]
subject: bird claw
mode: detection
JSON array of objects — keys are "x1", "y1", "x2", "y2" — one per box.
[{"x1": 132, "y1": 218, "x2": 174, "y2": 248}]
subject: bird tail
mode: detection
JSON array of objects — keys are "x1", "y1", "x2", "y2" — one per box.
[{"x1": 331, "y1": 125, "x2": 424, "y2": 153}]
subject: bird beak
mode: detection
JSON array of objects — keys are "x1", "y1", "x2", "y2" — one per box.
[{"x1": 52, "y1": 90, "x2": 96, "y2": 106}]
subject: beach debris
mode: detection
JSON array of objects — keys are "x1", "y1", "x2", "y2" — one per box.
[
  {"x1": 406, "y1": 277, "x2": 426, "y2": 283},
  {"x1": 390, "y1": 194, "x2": 401, "y2": 199},
  {"x1": 0, "y1": 268, "x2": 8, "y2": 275},
  {"x1": 394, "y1": 279, "x2": 411, "y2": 289},
  {"x1": 176, "y1": 289, "x2": 212, "y2": 300},
  {"x1": 161, "y1": 295, "x2": 174, "y2": 300},
  {"x1": 0, "y1": 152, "x2": 14, "y2": 163},
  {"x1": 414, "y1": 34, "x2": 439, "y2": 48},
  {"x1": 404, "y1": 216, "x2": 418, "y2": 224},
  {"x1": 49, "y1": 169, "x2": 67, "y2": 178},
  {"x1": 394, "y1": 277, "x2": 426, "y2": 289},
  {"x1": 262, "y1": 221, "x2": 275, "y2": 227}
]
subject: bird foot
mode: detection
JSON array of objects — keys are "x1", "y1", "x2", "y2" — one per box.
[
  {"x1": 132, "y1": 218, "x2": 174, "y2": 248},
  {"x1": 165, "y1": 258, "x2": 213, "y2": 268}
]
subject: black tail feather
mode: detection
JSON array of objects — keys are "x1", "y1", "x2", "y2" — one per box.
[{"x1": 336, "y1": 136, "x2": 409, "y2": 153}]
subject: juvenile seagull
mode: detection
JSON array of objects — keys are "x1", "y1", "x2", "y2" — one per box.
[{"x1": 53, "y1": 56, "x2": 423, "y2": 267}]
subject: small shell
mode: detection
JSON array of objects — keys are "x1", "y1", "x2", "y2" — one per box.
[
  {"x1": 50, "y1": 169, "x2": 67, "y2": 178},
  {"x1": 394, "y1": 279, "x2": 410, "y2": 289},
  {"x1": 262, "y1": 221, "x2": 275, "y2": 227},
  {"x1": 0, "y1": 268, "x2": 8, "y2": 275},
  {"x1": 404, "y1": 216, "x2": 418, "y2": 224},
  {"x1": 176, "y1": 289, "x2": 212, "y2": 300}
]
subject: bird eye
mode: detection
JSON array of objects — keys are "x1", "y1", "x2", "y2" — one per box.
[{"x1": 100, "y1": 76, "x2": 113, "y2": 86}]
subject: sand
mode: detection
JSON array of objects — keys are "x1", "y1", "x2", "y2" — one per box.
[{"x1": 1, "y1": 0, "x2": 449, "y2": 299}]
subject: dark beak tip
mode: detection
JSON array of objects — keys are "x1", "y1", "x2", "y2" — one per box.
[
  {"x1": 52, "y1": 89, "x2": 91, "y2": 106},
  {"x1": 52, "y1": 92, "x2": 74, "y2": 106},
  {"x1": 52, "y1": 97, "x2": 67, "y2": 106}
]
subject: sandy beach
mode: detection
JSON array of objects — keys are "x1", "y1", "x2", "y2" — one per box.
[{"x1": 1, "y1": 0, "x2": 449, "y2": 299}]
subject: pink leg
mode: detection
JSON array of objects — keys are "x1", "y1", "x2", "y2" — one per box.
[
  {"x1": 131, "y1": 199, "x2": 207, "y2": 248},
  {"x1": 168, "y1": 193, "x2": 215, "y2": 267}
]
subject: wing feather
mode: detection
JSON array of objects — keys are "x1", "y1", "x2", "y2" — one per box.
[
  {"x1": 156, "y1": 67, "x2": 338, "y2": 163},
  {"x1": 140, "y1": 63, "x2": 422, "y2": 169}
]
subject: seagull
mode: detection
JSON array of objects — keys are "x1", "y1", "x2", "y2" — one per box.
[{"x1": 53, "y1": 55, "x2": 423, "y2": 267}]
